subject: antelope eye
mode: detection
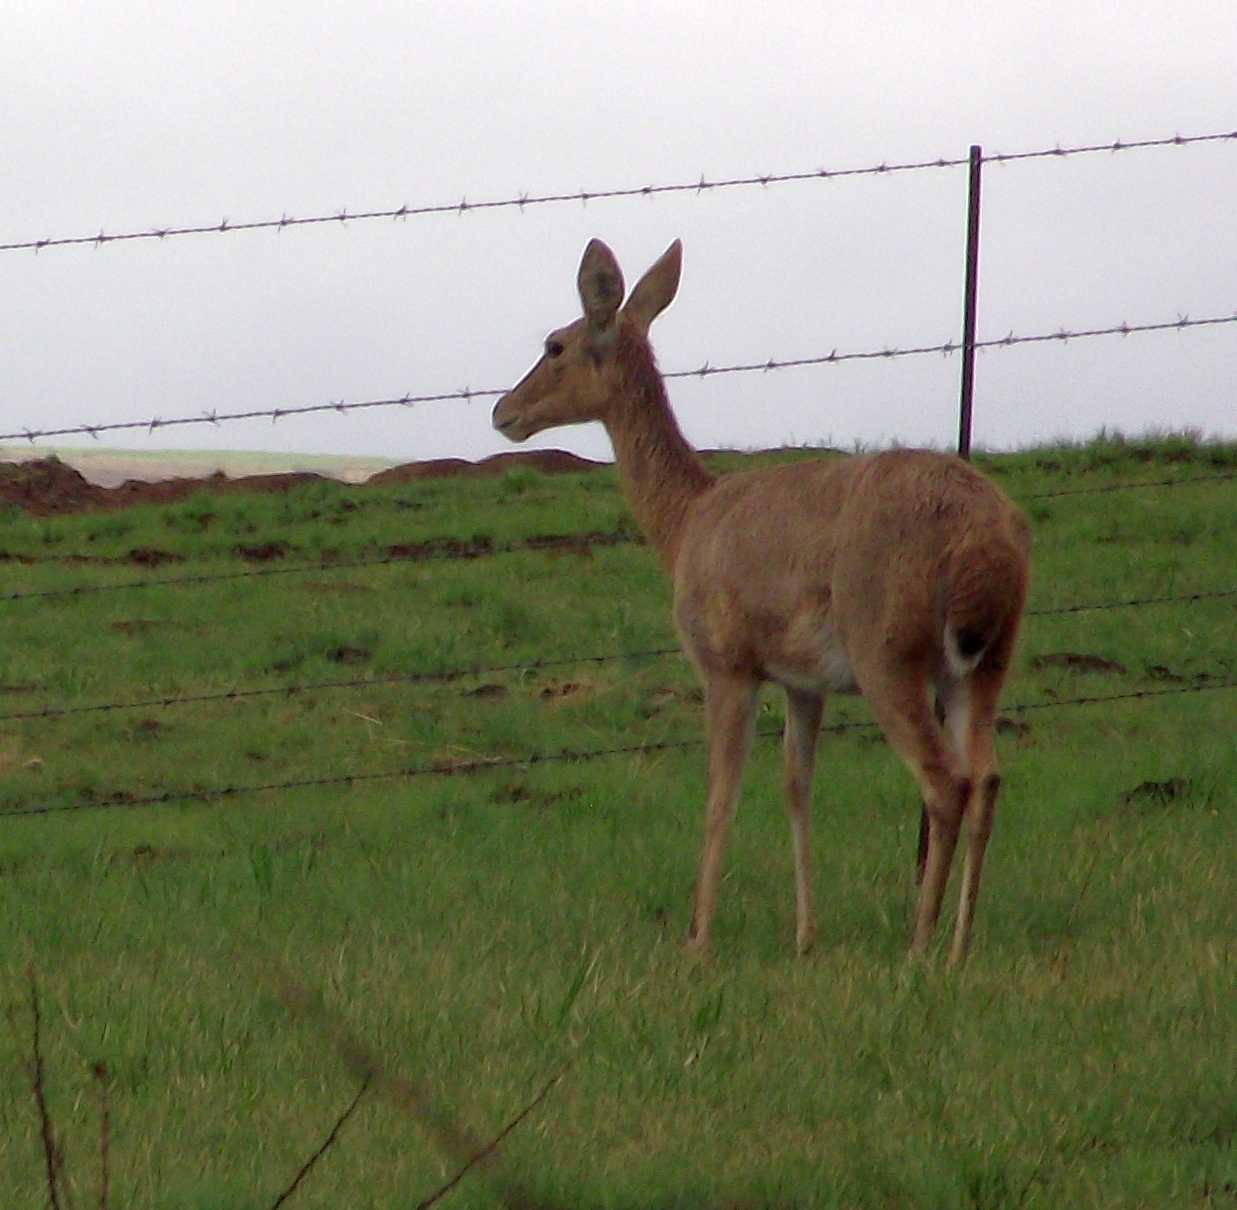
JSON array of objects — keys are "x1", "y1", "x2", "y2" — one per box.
[{"x1": 545, "y1": 339, "x2": 564, "y2": 359}]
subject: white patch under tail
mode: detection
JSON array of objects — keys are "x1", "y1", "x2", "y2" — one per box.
[{"x1": 944, "y1": 625, "x2": 987, "y2": 680}]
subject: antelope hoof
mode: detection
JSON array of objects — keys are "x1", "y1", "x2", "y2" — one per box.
[
  {"x1": 683, "y1": 926, "x2": 710, "y2": 959},
  {"x1": 796, "y1": 923, "x2": 817, "y2": 957}
]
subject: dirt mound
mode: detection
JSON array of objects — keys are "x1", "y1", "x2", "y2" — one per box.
[
  {"x1": 0, "y1": 459, "x2": 106, "y2": 514},
  {"x1": 0, "y1": 451, "x2": 607, "y2": 517},
  {"x1": 0, "y1": 460, "x2": 332, "y2": 516},
  {"x1": 368, "y1": 449, "x2": 604, "y2": 484}
]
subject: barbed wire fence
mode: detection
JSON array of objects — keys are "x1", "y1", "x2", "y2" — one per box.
[
  {"x1": 2, "y1": 522, "x2": 1234, "y2": 819},
  {"x1": 4, "y1": 129, "x2": 1234, "y2": 256},
  {"x1": 1, "y1": 125, "x2": 1235, "y2": 823},
  {"x1": 1, "y1": 587, "x2": 1233, "y2": 726},
  {"x1": 1, "y1": 472, "x2": 1232, "y2": 606},
  {"x1": 1, "y1": 467, "x2": 1234, "y2": 820},
  {"x1": 2, "y1": 468, "x2": 1232, "y2": 821},
  {"x1": 3, "y1": 679, "x2": 1233, "y2": 821},
  {"x1": 2, "y1": 125, "x2": 1235, "y2": 452},
  {"x1": 4, "y1": 129, "x2": 1235, "y2": 1210},
  {"x1": 3, "y1": 312, "x2": 1236, "y2": 447}
]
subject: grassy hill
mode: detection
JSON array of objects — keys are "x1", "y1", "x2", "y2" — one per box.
[{"x1": 1, "y1": 434, "x2": 1234, "y2": 1208}]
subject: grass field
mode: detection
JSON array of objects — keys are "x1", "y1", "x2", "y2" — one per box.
[{"x1": 1, "y1": 434, "x2": 1234, "y2": 1209}]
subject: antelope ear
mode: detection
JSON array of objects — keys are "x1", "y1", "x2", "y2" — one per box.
[
  {"x1": 624, "y1": 239, "x2": 682, "y2": 333},
  {"x1": 577, "y1": 239, "x2": 625, "y2": 333}
]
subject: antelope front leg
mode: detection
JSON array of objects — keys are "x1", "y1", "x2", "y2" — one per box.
[{"x1": 686, "y1": 672, "x2": 758, "y2": 954}]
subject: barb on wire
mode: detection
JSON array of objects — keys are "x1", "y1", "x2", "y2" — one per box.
[
  {"x1": 4, "y1": 587, "x2": 1232, "y2": 725},
  {"x1": 6, "y1": 129, "x2": 1234, "y2": 257},
  {"x1": 3, "y1": 681, "x2": 1233, "y2": 820},
  {"x1": 4, "y1": 311, "x2": 1236, "y2": 446}
]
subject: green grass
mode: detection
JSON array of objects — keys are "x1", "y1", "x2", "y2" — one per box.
[{"x1": 1, "y1": 434, "x2": 1234, "y2": 1208}]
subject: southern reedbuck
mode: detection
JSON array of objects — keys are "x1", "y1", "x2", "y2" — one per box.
[{"x1": 493, "y1": 239, "x2": 1030, "y2": 966}]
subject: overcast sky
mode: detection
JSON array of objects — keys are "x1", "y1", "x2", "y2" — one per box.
[{"x1": 4, "y1": 2, "x2": 1235, "y2": 468}]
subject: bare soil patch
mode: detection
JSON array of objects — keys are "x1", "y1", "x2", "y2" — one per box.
[
  {"x1": 1145, "y1": 663, "x2": 1185, "y2": 682},
  {"x1": 233, "y1": 541, "x2": 290, "y2": 562},
  {"x1": 1121, "y1": 778, "x2": 1192, "y2": 806},
  {"x1": 368, "y1": 449, "x2": 604, "y2": 484},
  {"x1": 1029, "y1": 652, "x2": 1128, "y2": 675},
  {"x1": 537, "y1": 679, "x2": 590, "y2": 702},
  {"x1": 128, "y1": 546, "x2": 186, "y2": 567},
  {"x1": 386, "y1": 536, "x2": 494, "y2": 561},
  {"x1": 110, "y1": 619, "x2": 165, "y2": 636},
  {"x1": 463, "y1": 683, "x2": 508, "y2": 699}
]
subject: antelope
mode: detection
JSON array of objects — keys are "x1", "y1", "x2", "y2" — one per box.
[{"x1": 492, "y1": 238, "x2": 1031, "y2": 966}]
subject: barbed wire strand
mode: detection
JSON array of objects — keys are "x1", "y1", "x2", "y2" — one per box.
[
  {"x1": 5, "y1": 311, "x2": 1236, "y2": 446},
  {"x1": 3, "y1": 680, "x2": 1232, "y2": 820},
  {"x1": 2, "y1": 473, "x2": 1232, "y2": 606},
  {"x1": 2, "y1": 588, "x2": 1232, "y2": 725},
  {"x1": 0, "y1": 530, "x2": 635, "y2": 604},
  {"x1": 0, "y1": 467, "x2": 1231, "y2": 599},
  {"x1": 986, "y1": 131, "x2": 1237, "y2": 164},
  {"x1": 4, "y1": 130, "x2": 1234, "y2": 257},
  {"x1": 1028, "y1": 587, "x2": 1237, "y2": 616},
  {"x1": 1020, "y1": 471, "x2": 1235, "y2": 500},
  {"x1": 0, "y1": 644, "x2": 683, "y2": 723}
]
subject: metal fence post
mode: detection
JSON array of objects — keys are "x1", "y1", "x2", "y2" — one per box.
[{"x1": 957, "y1": 144, "x2": 983, "y2": 459}]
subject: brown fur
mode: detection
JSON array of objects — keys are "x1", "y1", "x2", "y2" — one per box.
[{"x1": 493, "y1": 239, "x2": 1031, "y2": 965}]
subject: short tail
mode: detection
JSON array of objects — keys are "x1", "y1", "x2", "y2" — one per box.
[{"x1": 944, "y1": 532, "x2": 1029, "y2": 677}]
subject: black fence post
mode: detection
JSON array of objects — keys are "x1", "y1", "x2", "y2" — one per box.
[{"x1": 957, "y1": 144, "x2": 984, "y2": 459}]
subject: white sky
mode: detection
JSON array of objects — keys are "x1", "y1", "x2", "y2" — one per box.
[{"x1": 4, "y1": 2, "x2": 1235, "y2": 465}]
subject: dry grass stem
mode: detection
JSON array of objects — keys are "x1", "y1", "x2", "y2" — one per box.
[
  {"x1": 92, "y1": 1062, "x2": 110, "y2": 1210},
  {"x1": 269, "y1": 1074, "x2": 371, "y2": 1209},
  {"x1": 414, "y1": 1060, "x2": 573, "y2": 1210},
  {"x1": 25, "y1": 964, "x2": 65, "y2": 1210}
]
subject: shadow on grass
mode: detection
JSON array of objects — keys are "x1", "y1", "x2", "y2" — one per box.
[{"x1": 14, "y1": 959, "x2": 810, "y2": 1210}]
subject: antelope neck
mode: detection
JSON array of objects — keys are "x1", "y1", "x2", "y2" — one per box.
[{"x1": 602, "y1": 332, "x2": 714, "y2": 572}]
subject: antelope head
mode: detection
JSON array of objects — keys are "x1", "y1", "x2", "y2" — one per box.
[{"x1": 492, "y1": 238, "x2": 682, "y2": 441}]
